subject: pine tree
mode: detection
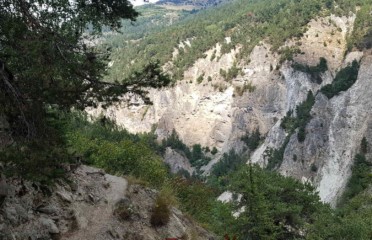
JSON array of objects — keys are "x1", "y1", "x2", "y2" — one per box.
[{"x1": 0, "y1": 0, "x2": 169, "y2": 140}]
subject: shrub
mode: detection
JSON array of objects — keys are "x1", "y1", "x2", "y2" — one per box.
[
  {"x1": 209, "y1": 150, "x2": 247, "y2": 190},
  {"x1": 278, "y1": 46, "x2": 301, "y2": 63},
  {"x1": 241, "y1": 129, "x2": 262, "y2": 151},
  {"x1": 65, "y1": 113, "x2": 168, "y2": 188},
  {"x1": 361, "y1": 137, "x2": 368, "y2": 154},
  {"x1": 197, "y1": 73, "x2": 205, "y2": 84},
  {"x1": 211, "y1": 147, "x2": 218, "y2": 155},
  {"x1": 160, "y1": 130, "x2": 211, "y2": 170},
  {"x1": 311, "y1": 163, "x2": 318, "y2": 172},
  {"x1": 150, "y1": 193, "x2": 171, "y2": 227},
  {"x1": 114, "y1": 198, "x2": 134, "y2": 221},
  {"x1": 292, "y1": 57, "x2": 328, "y2": 84},
  {"x1": 340, "y1": 153, "x2": 372, "y2": 204},
  {"x1": 281, "y1": 91, "x2": 315, "y2": 142},
  {"x1": 320, "y1": 60, "x2": 360, "y2": 98},
  {"x1": 297, "y1": 126, "x2": 306, "y2": 142}
]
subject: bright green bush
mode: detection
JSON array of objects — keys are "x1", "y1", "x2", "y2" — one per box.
[{"x1": 64, "y1": 113, "x2": 168, "y2": 188}]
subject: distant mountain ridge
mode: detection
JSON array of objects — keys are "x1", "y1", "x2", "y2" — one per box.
[{"x1": 156, "y1": 0, "x2": 229, "y2": 7}]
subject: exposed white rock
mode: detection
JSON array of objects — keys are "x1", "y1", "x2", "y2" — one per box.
[
  {"x1": 217, "y1": 191, "x2": 233, "y2": 203},
  {"x1": 164, "y1": 147, "x2": 194, "y2": 175}
]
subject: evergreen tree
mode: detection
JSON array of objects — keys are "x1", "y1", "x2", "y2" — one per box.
[{"x1": 0, "y1": 0, "x2": 169, "y2": 141}]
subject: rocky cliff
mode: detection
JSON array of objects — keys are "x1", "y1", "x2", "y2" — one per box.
[
  {"x1": 89, "y1": 14, "x2": 372, "y2": 205},
  {"x1": 0, "y1": 165, "x2": 215, "y2": 240}
]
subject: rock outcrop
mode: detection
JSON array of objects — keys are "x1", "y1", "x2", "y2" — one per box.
[{"x1": 0, "y1": 165, "x2": 215, "y2": 240}]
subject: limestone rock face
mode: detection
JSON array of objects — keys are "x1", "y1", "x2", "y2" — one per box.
[
  {"x1": 88, "y1": 15, "x2": 371, "y2": 205},
  {"x1": 251, "y1": 54, "x2": 372, "y2": 206},
  {"x1": 0, "y1": 165, "x2": 215, "y2": 240}
]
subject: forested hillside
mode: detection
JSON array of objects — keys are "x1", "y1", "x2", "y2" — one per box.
[
  {"x1": 1, "y1": 0, "x2": 372, "y2": 239},
  {"x1": 104, "y1": 0, "x2": 372, "y2": 81}
]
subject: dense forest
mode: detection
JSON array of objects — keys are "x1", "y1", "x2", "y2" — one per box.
[
  {"x1": 104, "y1": 0, "x2": 372, "y2": 81},
  {"x1": 1, "y1": 0, "x2": 372, "y2": 239}
]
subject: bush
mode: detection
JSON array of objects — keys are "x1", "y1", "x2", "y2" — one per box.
[
  {"x1": 281, "y1": 91, "x2": 315, "y2": 142},
  {"x1": 241, "y1": 129, "x2": 262, "y2": 151},
  {"x1": 196, "y1": 73, "x2": 205, "y2": 84},
  {"x1": 234, "y1": 82, "x2": 256, "y2": 96},
  {"x1": 65, "y1": 113, "x2": 168, "y2": 188},
  {"x1": 114, "y1": 198, "x2": 134, "y2": 221},
  {"x1": 209, "y1": 150, "x2": 247, "y2": 190},
  {"x1": 160, "y1": 130, "x2": 211, "y2": 170},
  {"x1": 340, "y1": 153, "x2": 372, "y2": 204},
  {"x1": 297, "y1": 126, "x2": 306, "y2": 142},
  {"x1": 361, "y1": 137, "x2": 368, "y2": 154},
  {"x1": 320, "y1": 60, "x2": 360, "y2": 98},
  {"x1": 311, "y1": 163, "x2": 318, "y2": 172},
  {"x1": 211, "y1": 147, "x2": 218, "y2": 155},
  {"x1": 0, "y1": 140, "x2": 69, "y2": 183},
  {"x1": 150, "y1": 193, "x2": 171, "y2": 227},
  {"x1": 292, "y1": 57, "x2": 328, "y2": 84},
  {"x1": 278, "y1": 46, "x2": 301, "y2": 63}
]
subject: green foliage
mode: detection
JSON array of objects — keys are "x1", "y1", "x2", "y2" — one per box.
[
  {"x1": 281, "y1": 90, "x2": 315, "y2": 142},
  {"x1": 160, "y1": 130, "x2": 211, "y2": 170},
  {"x1": 208, "y1": 150, "x2": 247, "y2": 191},
  {"x1": 279, "y1": 47, "x2": 301, "y2": 63},
  {"x1": 229, "y1": 165, "x2": 328, "y2": 240},
  {"x1": 106, "y1": 0, "x2": 367, "y2": 82},
  {"x1": 0, "y1": 1, "x2": 170, "y2": 181},
  {"x1": 219, "y1": 64, "x2": 241, "y2": 82},
  {"x1": 234, "y1": 81, "x2": 256, "y2": 96},
  {"x1": 211, "y1": 147, "x2": 218, "y2": 155},
  {"x1": 292, "y1": 57, "x2": 328, "y2": 84},
  {"x1": 0, "y1": 139, "x2": 69, "y2": 183},
  {"x1": 0, "y1": 109, "x2": 72, "y2": 182},
  {"x1": 150, "y1": 193, "x2": 171, "y2": 227},
  {"x1": 241, "y1": 129, "x2": 262, "y2": 151},
  {"x1": 346, "y1": 2, "x2": 372, "y2": 51},
  {"x1": 0, "y1": 0, "x2": 148, "y2": 138},
  {"x1": 172, "y1": 177, "x2": 235, "y2": 235},
  {"x1": 320, "y1": 60, "x2": 360, "y2": 98},
  {"x1": 264, "y1": 135, "x2": 291, "y2": 171},
  {"x1": 64, "y1": 113, "x2": 168, "y2": 188},
  {"x1": 197, "y1": 73, "x2": 205, "y2": 84},
  {"x1": 340, "y1": 153, "x2": 372, "y2": 205},
  {"x1": 266, "y1": 91, "x2": 315, "y2": 170},
  {"x1": 308, "y1": 193, "x2": 372, "y2": 240}
]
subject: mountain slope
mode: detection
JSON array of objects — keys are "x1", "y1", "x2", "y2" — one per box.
[{"x1": 92, "y1": 0, "x2": 372, "y2": 205}]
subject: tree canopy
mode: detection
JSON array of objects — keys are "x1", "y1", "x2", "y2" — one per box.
[{"x1": 0, "y1": 0, "x2": 169, "y2": 141}]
